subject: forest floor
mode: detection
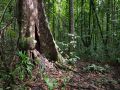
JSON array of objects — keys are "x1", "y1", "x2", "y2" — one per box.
[
  {"x1": 66, "y1": 60, "x2": 120, "y2": 90},
  {"x1": 28, "y1": 59, "x2": 120, "y2": 90}
]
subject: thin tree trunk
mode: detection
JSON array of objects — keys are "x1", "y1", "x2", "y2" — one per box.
[
  {"x1": 68, "y1": 0, "x2": 74, "y2": 55},
  {"x1": 69, "y1": 0, "x2": 74, "y2": 34}
]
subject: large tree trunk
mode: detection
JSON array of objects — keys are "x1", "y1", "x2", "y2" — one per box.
[{"x1": 17, "y1": 0, "x2": 60, "y2": 61}]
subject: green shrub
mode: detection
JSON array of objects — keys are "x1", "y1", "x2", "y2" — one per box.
[{"x1": 12, "y1": 51, "x2": 34, "y2": 81}]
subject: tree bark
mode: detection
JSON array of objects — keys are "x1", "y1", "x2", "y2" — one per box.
[
  {"x1": 17, "y1": 0, "x2": 60, "y2": 61},
  {"x1": 69, "y1": 0, "x2": 74, "y2": 34}
]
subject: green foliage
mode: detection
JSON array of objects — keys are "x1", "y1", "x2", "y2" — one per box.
[
  {"x1": 57, "y1": 33, "x2": 80, "y2": 65},
  {"x1": 0, "y1": 69, "x2": 12, "y2": 84},
  {"x1": 18, "y1": 38, "x2": 27, "y2": 50},
  {"x1": 83, "y1": 64, "x2": 110, "y2": 73},
  {"x1": 0, "y1": 19, "x2": 18, "y2": 89},
  {"x1": 44, "y1": 75, "x2": 58, "y2": 90},
  {"x1": 45, "y1": 0, "x2": 120, "y2": 63},
  {"x1": 62, "y1": 77, "x2": 70, "y2": 88},
  {"x1": 12, "y1": 51, "x2": 34, "y2": 81},
  {"x1": 43, "y1": 74, "x2": 70, "y2": 90},
  {"x1": 19, "y1": 37, "x2": 37, "y2": 50},
  {"x1": 6, "y1": 29, "x2": 17, "y2": 38}
]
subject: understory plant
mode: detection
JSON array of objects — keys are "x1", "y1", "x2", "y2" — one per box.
[
  {"x1": 57, "y1": 33, "x2": 80, "y2": 65},
  {"x1": 12, "y1": 51, "x2": 34, "y2": 81},
  {"x1": 83, "y1": 64, "x2": 110, "y2": 73}
]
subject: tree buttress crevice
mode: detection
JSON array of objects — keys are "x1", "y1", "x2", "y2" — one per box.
[{"x1": 35, "y1": 24, "x2": 41, "y2": 54}]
